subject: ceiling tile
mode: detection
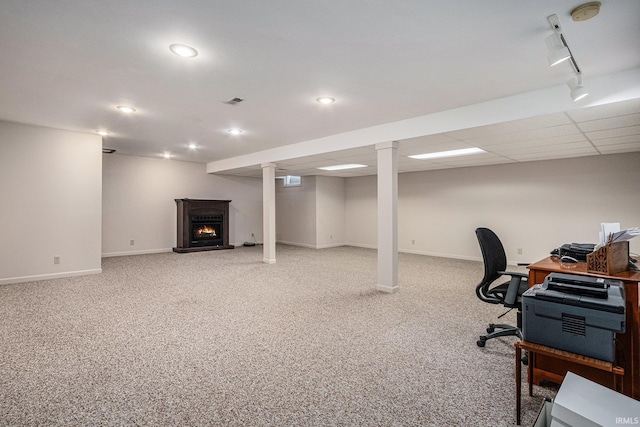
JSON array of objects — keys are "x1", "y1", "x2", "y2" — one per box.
[
  {"x1": 576, "y1": 113, "x2": 640, "y2": 133},
  {"x1": 586, "y1": 125, "x2": 640, "y2": 140}
]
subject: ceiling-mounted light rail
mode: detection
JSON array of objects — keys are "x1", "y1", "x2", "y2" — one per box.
[{"x1": 545, "y1": 14, "x2": 588, "y2": 102}]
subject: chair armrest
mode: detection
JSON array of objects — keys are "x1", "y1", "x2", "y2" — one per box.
[
  {"x1": 499, "y1": 272, "x2": 529, "y2": 307},
  {"x1": 499, "y1": 271, "x2": 529, "y2": 279}
]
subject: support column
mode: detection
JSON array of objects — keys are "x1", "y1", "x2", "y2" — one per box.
[
  {"x1": 376, "y1": 141, "x2": 399, "y2": 293},
  {"x1": 262, "y1": 162, "x2": 276, "y2": 264}
]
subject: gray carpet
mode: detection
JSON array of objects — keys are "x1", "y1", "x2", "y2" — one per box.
[{"x1": 0, "y1": 245, "x2": 555, "y2": 426}]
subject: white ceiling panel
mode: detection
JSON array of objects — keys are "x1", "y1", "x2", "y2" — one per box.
[
  {"x1": 586, "y1": 125, "x2": 640, "y2": 140},
  {"x1": 597, "y1": 142, "x2": 640, "y2": 154},
  {"x1": 591, "y1": 134, "x2": 640, "y2": 147},
  {"x1": 508, "y1": 147, "x2": 599, "y2": 162},
  {"x1": 576, "y1": 113, "x2": 640, "y2": 133}
]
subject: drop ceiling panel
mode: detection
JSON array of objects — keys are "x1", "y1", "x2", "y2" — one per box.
[
  {"x1": 576, "y1": 113, "x2": 640, "y2": 133},
  {"x1": 591, "y1": 134, "x2": 640, "y2": 147},
  {"x1": 479, "y1": 134, "x2": 587, "y2": 151},
  {"x1": 510, "y1": 147, "x2": 599, "y2": 162},
  {"x1": 597, "y1": 142, "x2": 640, "y2": 154},
  {"x1": 465, "y1": 124, "x2": 582, "y2": 146},
  {"x1": 434, "y1": 154, "x2": 513, "y2": 167},
  {"x1": 586, "y1": 125, "x2": 640, "y2": 140}
]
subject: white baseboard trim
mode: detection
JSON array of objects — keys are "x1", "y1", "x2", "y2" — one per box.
[
  {"x1": 102, "y1": 248, "x2": 173, "y2": 258},
  {"x1": 263, "y1": 258, "x2": 276, "y2": 264},
  {"x1": 276, "y1": 240, "x2": 317, "y2": 249},
  {"x1": 344, "y1": 242, "x2": 377, "y2": 250},
  {"x1": 398, "y1": 248, "x2": 482, "y2": 263},
  {"x1": 0, "y1": 268, "x2": 102, "y2": 286},
  {"x1": 315, "y1": 243, "x2": 345, "y2": 249}
]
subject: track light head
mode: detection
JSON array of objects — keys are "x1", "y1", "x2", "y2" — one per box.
[
  {"x1": 568, "y1": 75, "x2": 589, "y2": 102},
  {"x1": 545, "y1": 33, "x2": 571, "y2": 66}
]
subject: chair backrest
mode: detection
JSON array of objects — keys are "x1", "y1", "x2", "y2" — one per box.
[{"x1": 475, "y1": 227, "x2": 508, "y2": 302}]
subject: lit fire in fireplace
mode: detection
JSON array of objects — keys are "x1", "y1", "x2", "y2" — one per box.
[{"x1": 195, "y1": 225, "x2": 217, "y2": 238}]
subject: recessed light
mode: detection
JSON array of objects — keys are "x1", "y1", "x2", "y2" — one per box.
[
  {"x1": 163, "y1": 152, "x2": 171, "y2": 159},
  {"x1": 408, "y1": 147, "x2": 486, "y2": 160},
  {"x1": 188, "y1": 143, "x2": 197, "y2": 149},
  {"x1": 96, "y1": 130, "x2": 110, "y2": 136},
  {"x1": 316, "y1": 97, "x2": 336, "y2": 104},
  {"x1": 169, "y1": 44, "x2": 198, "y2": 58},
  {"x1": 117, "y1": 105, "x2": 136, "y2": 113},
  {"x1": 228, "y1": 128, "x2": 243, "y2": 135},
  {"x1": 317, "y1": 164, "x2": 367, "y2": 171}
]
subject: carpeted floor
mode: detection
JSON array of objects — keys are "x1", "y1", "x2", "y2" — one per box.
[{"x1": 0, "y1": 245, "x2": 555, "y2": 426}]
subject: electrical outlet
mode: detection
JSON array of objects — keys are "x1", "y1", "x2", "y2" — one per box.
[
  {"x1": 251, "y1": 233, "x2": 255, "y2": 238},
  {"x1": 412, "y1": 239, "x2": 415, "y2": 245},
  {"x1": 130, "y1": 239, "x2": 135, "y2": 246},
  {"x1": 330, "y1": 235, "x2": 333, "y2": 240},
  {"x1": 517, "y1": 248, "x2": 523, "y2": 255},
  {"x1": 54, "y1": 256, "x2": 60, "y2": 264}
]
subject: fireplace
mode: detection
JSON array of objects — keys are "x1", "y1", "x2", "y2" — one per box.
[{"x1": 173, "y1": 199, "x2": 234, "y2": 253}]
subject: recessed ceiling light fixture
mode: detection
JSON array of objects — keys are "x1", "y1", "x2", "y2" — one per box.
[
  {"x1": 169, "y1": 44, "x2": 198, "y2": 58},
  {"x1": 408, "y1": 147, "x2": 486, "y2": 160},
  {"x1": 316, "y1": 97, "x2": 335, "y2": 105},
  {"x1": 96, "y1": 130, "x2": 110, "y2": 136},
  {"x1": 228, "y1": 128, "x2": 243, "y2": 135},
  {"x1": 163, "y1": 152, "x2": 172, "y2": 159},
  {"x1": 117, "y1": 105, "x2": 136, "y2": 113},
  {"x1": 317, "y1": 164, "x2": 367, "y2": 171},
  {"x1": 188, "y1": 143, "x2": 198, "y2": 149}
]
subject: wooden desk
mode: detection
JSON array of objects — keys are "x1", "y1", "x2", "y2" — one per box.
[
  {"x1": 514, "y1": 341, "x2": 624, "y2": 425},
  {"x1": 527, "y1": 257, "x2": 640, "y2": 399}
]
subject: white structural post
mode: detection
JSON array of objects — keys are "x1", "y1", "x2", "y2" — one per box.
[
  {"x1": 262, "y1": 162, "x2": 276, "y2": 264},
  {"x1": 376, "y1": 141, "x2": 399, "y2": 293}
]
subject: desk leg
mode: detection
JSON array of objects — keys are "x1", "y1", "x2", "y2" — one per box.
[
  {"x1": 528, "y1": 351, "x2": 534, "y2": 397},
  {"x1": 516, "y1": 344, "x2": 521, "y2": 425}
]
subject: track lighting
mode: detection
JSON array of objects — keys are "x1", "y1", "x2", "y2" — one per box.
[
  {"x1": 545, "y1": 14, "x2": 589, "y2": 102},
  {"x1": 568, "y1": 74, "x2": 589, "y2": 102}
]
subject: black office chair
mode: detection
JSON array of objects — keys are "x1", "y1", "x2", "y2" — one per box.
[{"x1": 475, "y1": 227, "x2": 529, "y2": 348}]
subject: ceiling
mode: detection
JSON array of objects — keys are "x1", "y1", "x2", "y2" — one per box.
[{"x1": 1, "y1": 1, "x2": 639, "y2": 177}]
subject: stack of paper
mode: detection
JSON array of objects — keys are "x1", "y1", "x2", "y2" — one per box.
[{"x1": 609, "y1": 227, "x2": 640, "y2": 244}]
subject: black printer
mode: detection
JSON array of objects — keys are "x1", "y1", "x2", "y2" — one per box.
[{"x1": 522, "y1": 273, "x2": 626, "y2": 362}]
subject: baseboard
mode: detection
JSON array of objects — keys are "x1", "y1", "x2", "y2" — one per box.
[
  {"x1": 275, "y1": 240, "x2": 317, "y2": 249},
  {"x1": 0, "y1": 268, "x2": 102, "y2": 286},
  {"x1": 102, "y1": 248, "x2": 173, "y2": 258},
  {"x1": 315, "y1": 243, "x2": 345, "y2": 249}
]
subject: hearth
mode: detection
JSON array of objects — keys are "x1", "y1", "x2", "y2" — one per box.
[{"x1": 173, "y1": 199, "x2": 234, "y2": 253}]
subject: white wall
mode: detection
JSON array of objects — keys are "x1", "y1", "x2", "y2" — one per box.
[
  {"x1": 316, "y1": 176, "x2": 346, "y2": 248},
  {"x1": 275, "y1": 176, "x2": 347, "y2": 249},
  {"x1": 275, "y1": 176, "x2": 317, "y2": 247},
  {"x1": 346, "y1": 153, "x2": 640, "y2": 264},
  {"x1": 0, "y1": 121, "x2": 102, "y2": 284},
  {"x1": 102, "y1": 154, "x2": 262, "y2": 256}
]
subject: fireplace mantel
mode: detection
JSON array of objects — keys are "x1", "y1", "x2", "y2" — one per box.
[{"x1": 173, "y1": 199, "x2": 234, "y2": 253}]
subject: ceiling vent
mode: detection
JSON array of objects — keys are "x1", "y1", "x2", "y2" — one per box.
[{"x1": 224, "y1": 97, "x2": 245, "y2": 106}]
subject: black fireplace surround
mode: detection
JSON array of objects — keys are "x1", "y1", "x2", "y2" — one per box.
[{"x1": 173, "y1": 199, "x2": 234, "y2": 253}]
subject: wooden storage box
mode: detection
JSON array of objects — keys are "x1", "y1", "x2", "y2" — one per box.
[{"x1": 587, "y1": 241, "x2": 629, "y2": 275}]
